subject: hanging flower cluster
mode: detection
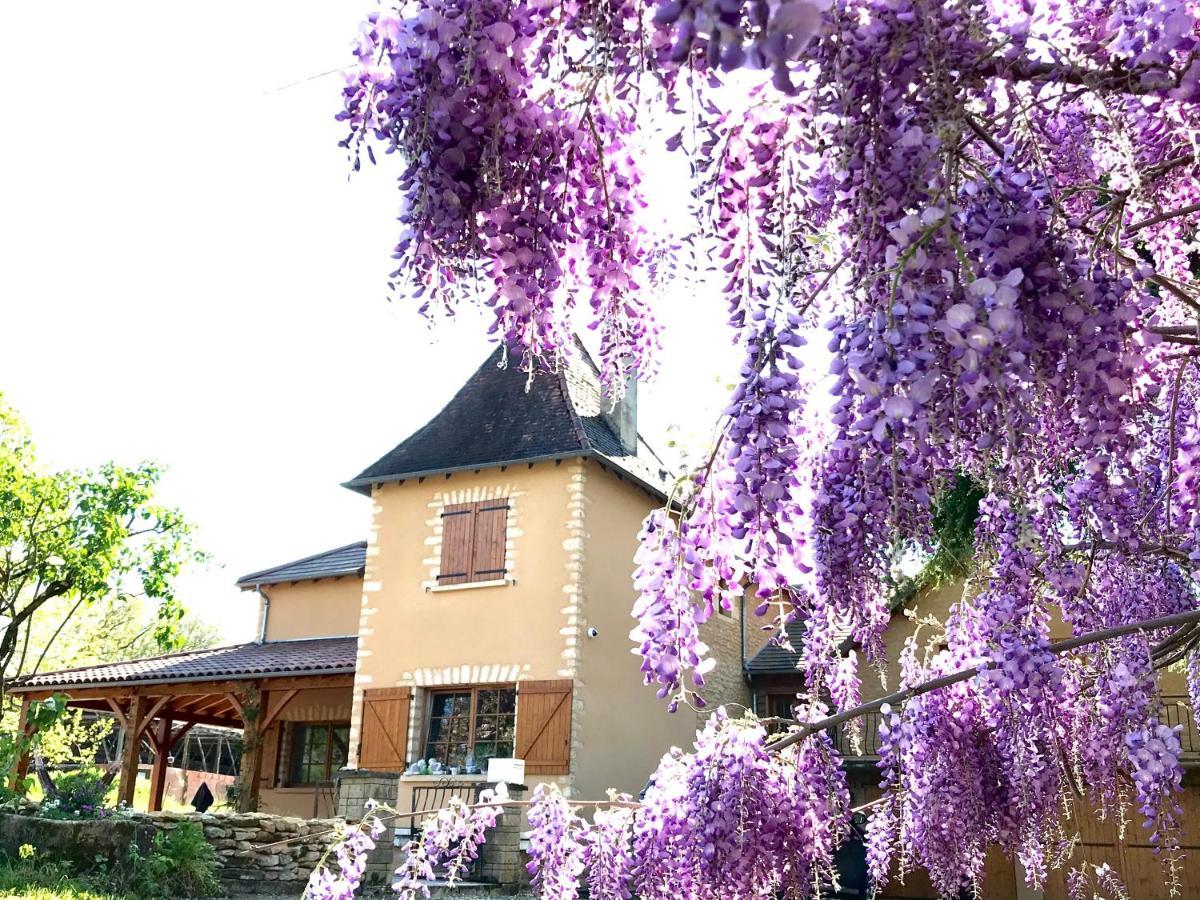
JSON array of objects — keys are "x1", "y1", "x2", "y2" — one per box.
[
  {"x1": 526, "y1": 784, "x2": 587, "y2": 897},
  {"x1": 631, "y1": 710, "x2": 850, "y2": 898},
  {"x1": 313, "y1": 712, "x2": 852, "y2": 899},
  {"x1": 340, "y1": 0, "x2": 1200, "y2": 895},
  {"x1": 393, "y1": 786, "x2": 508, "y2": 899},
  {"x1": 583, "y1": 799, "x2": 636, "y2": 899},
  {"x1": 304, "y1": 811, "x2": 388, "y2": 900},
  {"x1": 340, "y1": 0, "x2": 656, "y2": 388}
]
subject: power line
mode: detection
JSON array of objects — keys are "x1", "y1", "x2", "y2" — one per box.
[{"x1": 266, "y1": 66, "x2": 349, "y2": 95}]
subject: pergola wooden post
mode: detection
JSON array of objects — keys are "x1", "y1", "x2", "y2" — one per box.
[
  {"x1": 146, "y1": 715, "x2": 195, "y2": 812},
  {"x1": 147, "y1": 713, "x2": 172, "y2": 812},
  {"x1": 109, "y1": 694, "x2": 170, "y2": 808},
  {"x1": 229, "y1": 684, "x2": 299, "y2": 812},
  {"x1": 116, "y1": 695, "x2": 146, "y2": 808},
  {"x1": 231, "y1": 684, "x2": 263, "y2": 813}
]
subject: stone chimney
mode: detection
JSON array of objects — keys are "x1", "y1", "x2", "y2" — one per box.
[{"x1": 602, "y1": 375, "x2": 638, "y2": 455}]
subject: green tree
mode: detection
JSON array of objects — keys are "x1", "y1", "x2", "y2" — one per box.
[
  {"x1": 0, "y1": 397, "x2": 198, "y2": 696},
  {"x1": 31, "y1": 593, "x2": 221, "y2": 677}
]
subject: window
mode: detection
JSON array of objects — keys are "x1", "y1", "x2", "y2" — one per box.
[
  {"x1": 764, "y1": 694, "x2": 798, "y2": 735},
  {"x1": 423, "y1": 686, "x2": 516, "y2": 768},
  {"x1": 438, "y1": 500, "x2": 509, "y2": 586},
  {"x1": 289, "y1": 723, "x2": 350, "y2": 785},
  {"x1": 767, "y1": 694, "x2": 797, "y2": 720}
]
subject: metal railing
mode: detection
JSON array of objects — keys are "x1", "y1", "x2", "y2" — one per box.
[
  {"x1": 1159, "y1": 695, "x2": 1200, "y2": 758},
  {"x1": 832, "y1": 710, "x2": 885, "y2": 760}
]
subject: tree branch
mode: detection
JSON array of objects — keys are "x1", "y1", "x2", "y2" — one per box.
[
  {"x1": 963, "y1": 111, "x2": 1004, "y2": 158},
  {"x1": 1127, "y1": 201, "x2": 1200, "y2": 234},
  {"x1": 769, "y1": 607, "x2": 1200, "y2": 754},
  {"x1": 1144, "y1": 153, "x2": 1195, "y2": 181},
  {"x1": 994, "y1": 56, "x2": 1181, "y2": 97}
]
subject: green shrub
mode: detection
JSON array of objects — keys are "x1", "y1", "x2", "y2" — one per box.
[{"x1": 126, "y1": 822, "x2": 219, "y2": 898}]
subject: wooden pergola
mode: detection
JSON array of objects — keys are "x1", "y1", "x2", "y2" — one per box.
[{"x1": 8, "y1": 638, "x2": 356, "y2": 813}]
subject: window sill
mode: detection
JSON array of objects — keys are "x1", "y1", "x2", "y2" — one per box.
[
  {"x1": 399, "y1": 773, "x2": 486, "y2": 782},
  {"x1": 428, "y1": 578, "x2": 513, "y2": 593}
]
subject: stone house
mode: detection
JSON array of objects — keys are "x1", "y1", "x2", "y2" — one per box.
[{"x1": 9, "y1": 341, "x2": 751, "y2": 820}]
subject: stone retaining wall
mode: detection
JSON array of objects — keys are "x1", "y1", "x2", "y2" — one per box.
[
  {"x1": 0, "y1": 810, "x2": 340, "y2": 895},
  {"x1": 129, "y1": 810, "x2": 339, "y2": 894},
  {"x1": 0, "y1": 795, "x2": 533, "y2": 895},
  {"x1": 0, "y1": 812, "x2": 154, "y2": 866}
]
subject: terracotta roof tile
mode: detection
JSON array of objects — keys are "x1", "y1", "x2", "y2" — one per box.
[{"x1": 9, "y1": 637, "x2": 356, "y2": 691}]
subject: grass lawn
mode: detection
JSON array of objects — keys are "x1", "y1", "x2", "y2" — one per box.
[
  {"x1": 0, "y1": 887, "x2": 122, "y2": 900},
  {"x1": 0, "y1": 867, "x2": 125, "y2": 900}
]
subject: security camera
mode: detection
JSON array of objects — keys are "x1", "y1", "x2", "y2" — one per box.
[{"x1": 586, "y1": 626, "x2": 599, "y2": 639}]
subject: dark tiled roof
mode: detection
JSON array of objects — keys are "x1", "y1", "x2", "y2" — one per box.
[
  {"x1": 345, "y1": 341, "x2": 674, "y2": 499},
  {"x1": 746, "y1": 620, "x2": 806, "y2": 675},
  {"x1": 8, "y1": 637, "x2": 357, "y2": 691},
  {"x1": 236, "y1": 541, "x2": 367, "y2": 587}
]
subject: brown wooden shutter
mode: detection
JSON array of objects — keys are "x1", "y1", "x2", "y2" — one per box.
[
  {"x1": 516, "y1": 680, "x2": 572, "y2": 775},
  {"x1": 438, "y1": 503, "x2": 476, "y2": 586},
  {"x1": 359, "y1": 687, "x2": 412, "y2": 772},
  {"x1": 471, "y1": 502, "x2": 508, "y2": 580},
  {"x1": 438, "y1": 500, "x2": 508, "y2": 585}
]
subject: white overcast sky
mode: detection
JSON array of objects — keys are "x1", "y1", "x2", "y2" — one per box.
[{"x1": 0, "y1": 2, "x2": 740, "y2": 643}]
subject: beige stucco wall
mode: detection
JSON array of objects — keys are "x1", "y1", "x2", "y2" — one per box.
[
  {"x1": 346, "y1": 455, "x2": 752, "y2": 801},
  {"x1": 259, "y1": 785, "x2": 337, "y2": 819},
  {"x1": 258, "y1": 578, "x2": 362, "y2": 642},
  {"x1": 859, "y1": 578, "x2": 965, "y2": 702},
  {"x1": 572, "y1": 459, "x2": 751, "y2": 800},
  {"x1": 868, "y1": 579, "x2": 1191, "y2": 700},
  {"x1": 258, "y1": 687, "x2": 354, "y2": 820},
  {"x1": 349, "y1": 460, "x2": 579, "y2": 775},
  {"x1": 856, "y1": 578, "x2": 1200, "y2": 898}
]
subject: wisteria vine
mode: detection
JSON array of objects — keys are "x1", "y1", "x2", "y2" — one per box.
[{"x1": 335, "y1": 0, "x2": 1200, "y2": 896}]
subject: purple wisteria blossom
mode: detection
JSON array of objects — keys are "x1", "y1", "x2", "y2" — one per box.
[{"x1": 336, "y1": 0, "x2": 1200, "y2": 895}]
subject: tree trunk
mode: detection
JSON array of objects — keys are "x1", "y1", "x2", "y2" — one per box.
[{"x1": 234, "y1": 684, "x2": 264, "y2": 813}]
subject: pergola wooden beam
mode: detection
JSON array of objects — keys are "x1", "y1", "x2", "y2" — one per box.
[
  {"x1": 104, "y1": 698, "x2": 129, "y2": 732},
  {"x1": 8, "y1": 672, "x2": 353, "y2": 703},
  {"x1": 186, "y1": 694, "x2": 239, "y2": 717},
  {"x1": 258, "y1": 689, "x2": 299, "y2": 733},
  {"x1": 69, "y1": 700, "x2": 240, "y2": 730},
  {"x1": 223, "y1": 692, "x2": 246, "y2": 722},
  {"x1": 141, "y1": 696, "x2": 171, "y2": 729}
]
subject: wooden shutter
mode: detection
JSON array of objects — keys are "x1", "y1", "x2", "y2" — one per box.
[
  {"x1": 516, "y1": 680, "x2": 572, "y2": 775},
  {"x1": 359, "y1": 687, "x2": 412, "y2": 772},
  {"x1": 438, "y1": 500, "x2": 508, "y2": 585},
  {"x1": 471, "y1": 502, "x2": 508, "y2": 580},
  {"x1": 439, "y1": 503, "x2": 476, "y2": 586}
]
